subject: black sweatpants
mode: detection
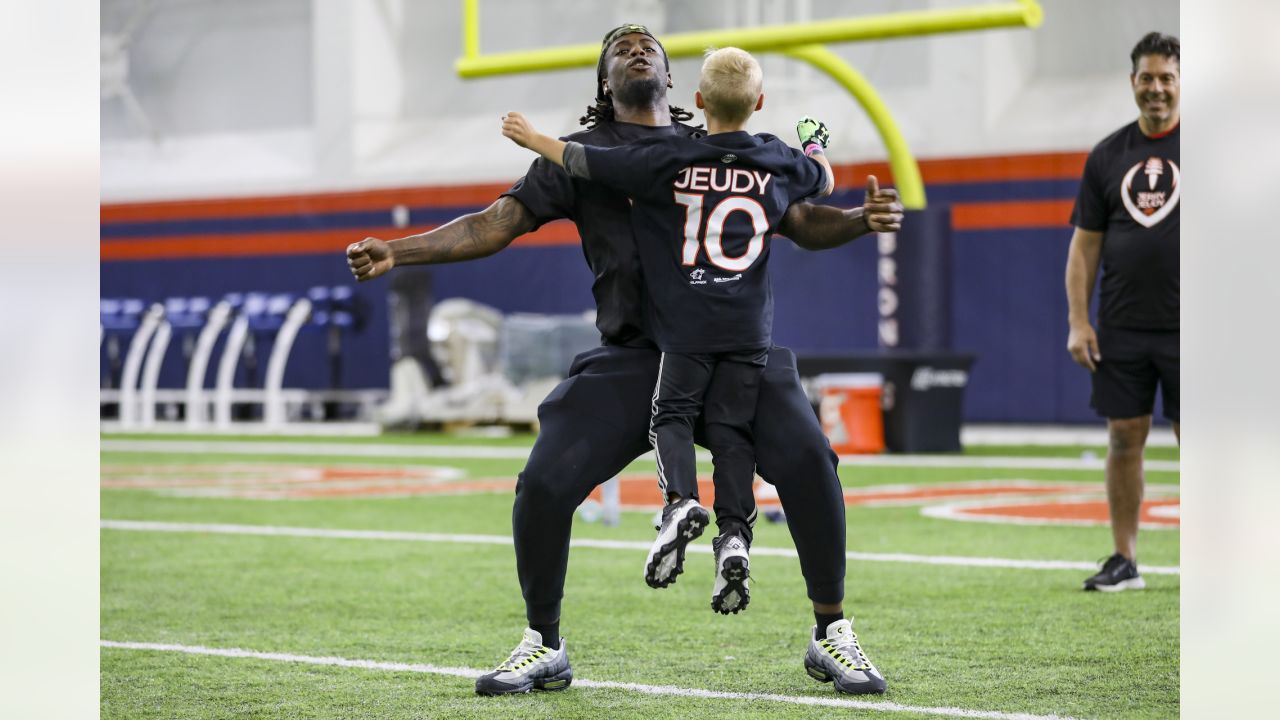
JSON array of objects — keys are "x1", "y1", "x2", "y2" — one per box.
[
  {"x1": 512, "y1": 344, "x2": 846, "y2": 625},
  {"x1": 650, "y1": 349, "x2": 768, "y2": 541}
]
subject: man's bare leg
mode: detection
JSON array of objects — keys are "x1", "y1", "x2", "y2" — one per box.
[{"x1": 1106, "y1": 415, "x2": 1151, "y2": 560}]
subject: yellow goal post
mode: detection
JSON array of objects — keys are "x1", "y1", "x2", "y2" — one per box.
[{"x1": 456, "y1": 0, "x2": 1043, "y2": 210}]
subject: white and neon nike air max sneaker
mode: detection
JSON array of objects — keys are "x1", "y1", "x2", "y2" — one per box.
[
  {"x1": 710, "y1": 532, "x2": 750, "y2": 614},
  {"x1": 474, "y1": 628, "x2": 572, "y2": 696},
  {"x1": 804, "y1": 618, "x2": 886, "y2": 695},
  {"x1": 644, "y1": 498, "x2": 710, "y2": 588}
]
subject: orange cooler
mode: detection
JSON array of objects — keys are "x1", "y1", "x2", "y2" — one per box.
[{"x1": 814, "y1": 373, "x2": 885, "y2": 454}]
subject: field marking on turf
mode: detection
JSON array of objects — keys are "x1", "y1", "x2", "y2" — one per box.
[
  {"x1": 100, "y1": 439, "x2": 1179, "y2": 472},
  {"x1": 100, "y1": 519, "x2": 1180, "y2": 575},
  {"x1": 921, "y1": 495, "x2": 1180, "y2": 530},
  {"x1": 100, "y1": 640, "x2": 1078, "y2": 720}
]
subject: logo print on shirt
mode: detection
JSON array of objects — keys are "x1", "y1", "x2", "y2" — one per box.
[
  {"x1": 689, "y1": 268, "x2": 707, "y2": 285},
  {"x1": 1120, "y1": 157, "x2": 1179, "y2": 228},
  {"x1": 721, "y1": 154, "x2": 737, "y2": 163}
]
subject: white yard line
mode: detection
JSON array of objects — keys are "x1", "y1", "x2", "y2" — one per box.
[
  {"x1": 961, "y1": 424, "x2": 1178, "y2": 448},
  {"x1": 101, "y1": 439, "x2": 535, "y2": 460},
  {"x1": 100, "y1": 640, "x2": 1079, "y2": 720},
  {"x1": 100, "y1": 519, "x2": 1180, "y2": 576},
  {"x1": 101, "y1": 439, "x2": 1179, "y2": 472},
  {"x1": 836, "y1": 454, "x2": 1179, "y2": 472}
]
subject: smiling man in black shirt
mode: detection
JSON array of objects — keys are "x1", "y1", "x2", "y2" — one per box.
[
  {"x1": 1065, "y1": 32, "x2": 1180, "y2": 592},
  {"x1": 347, "y1": 25, "x2": 902, "y2": 696}
]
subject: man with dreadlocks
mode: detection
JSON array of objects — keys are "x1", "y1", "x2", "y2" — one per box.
[
  {"x1": 502, "y1": 44, "x2": 841, "y2": 620},
  {"x1": 346, "y1": 25, "x2": 902, "y2": 697}
]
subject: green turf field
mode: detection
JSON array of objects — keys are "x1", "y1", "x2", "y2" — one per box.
[{"x1": 101, "y1": 432, "x2": 1179, "y2": 719}]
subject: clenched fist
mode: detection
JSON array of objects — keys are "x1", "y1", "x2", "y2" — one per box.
[{"x1": 346, "y1": 237, "x2": 394, "y2": 281}]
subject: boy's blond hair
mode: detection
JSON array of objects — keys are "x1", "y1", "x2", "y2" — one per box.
[{"x1": 698, "y1": 47, "x2": 763, "y2": 123}]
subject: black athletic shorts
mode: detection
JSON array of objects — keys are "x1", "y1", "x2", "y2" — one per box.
[{"x1": 1091, "y1": 326, "x2": 1179, "y2": 422}]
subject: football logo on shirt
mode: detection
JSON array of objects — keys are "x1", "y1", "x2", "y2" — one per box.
[{"x1": 1120, "y1": 157, "x2": 1180, "y2": 228}]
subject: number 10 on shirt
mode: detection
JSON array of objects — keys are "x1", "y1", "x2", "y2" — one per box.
[{"x1": 674, "y1": 192, "x2": 769, "y2": 273}]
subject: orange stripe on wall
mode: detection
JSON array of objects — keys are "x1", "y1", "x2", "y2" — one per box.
[
  {"x1": 100, "y1": 183, "x2": 515, "y2": 223},
  {"x1": 100, "y1": 152, "x2": 1090, "y2": 225},
  {"x1": 101, "y1": 229, "x2": 385, "y2": 261},
  {"x1": 100, "y1": 220, "x2": 581, "y2": 261},
  {"x1": 828, "y1": 152, "x2": 1085, "y2": 190},
  {"x1": 919, "y1": 152, "x2": 1086, "y2": 184},
  {"x1": 951, "y1": 200, "x2": 1076, "y2": 231},
  {"x1": 830, "y1": 162, "x2": 893, "y2": 190},
  {"x1": 99, "y1": 199, "x2": 1075, "y2": 260},
  {"x1": 513, "y1": 221, "x2": 579, "y2": 247},
  {"x1": 100, "y1": 198, "x2": 1080, "y2": 260}
]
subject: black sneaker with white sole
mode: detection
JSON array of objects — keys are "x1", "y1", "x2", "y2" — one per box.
[
  {"x1": 711, "y1": 532, "x2": 750, "y2": 614},
  {"x1": 644, "y1": 498, "x2": 710, "y2": 588},
  {"x1": 1083, "y1": 553, "x2": 1145, "y2": 592},
  {"x1": 475, "y1": 628, "x2": 573, "y2": 695}
]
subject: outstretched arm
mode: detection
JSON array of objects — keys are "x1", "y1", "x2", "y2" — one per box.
[
  {"x1": 502, "y1": 112, "x2": 568, "y2": 168},
  {"x1": 779, "y1": 175, "x2": 904, "y2": 251},
  {"x1": 503, "y1": 111, "x2": 653, "y2": 198},
  {"x1": 346, "y1": 195, "x2": 536, "y2": 281}
]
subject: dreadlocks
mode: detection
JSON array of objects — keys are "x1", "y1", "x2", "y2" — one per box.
[{"x1": 579, "y1": 99, "x2": 696, "y2": 129}]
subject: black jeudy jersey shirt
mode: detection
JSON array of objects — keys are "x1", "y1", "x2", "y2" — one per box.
[
  {"x1": 1071, "y1": 121, "x2": 1180, "y2": 331},
  {"x1": 582, "y1": 131, "x2": 827, "y2": 353},
  {"x1": 502, "y1": 121, "x2": 703, "y2": 347}
]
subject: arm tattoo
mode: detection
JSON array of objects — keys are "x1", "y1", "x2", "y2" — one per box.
[
  {"x1": 391, "y1": 196, "x2": 536, "y2": 265},
  {"x1": 780, "y1": 202, "x2": 871, "y2": 251}
]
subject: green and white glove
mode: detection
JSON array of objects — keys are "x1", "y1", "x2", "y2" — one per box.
[{"x1": 796, "y1": 116, "x2": 830, "y2": 155}]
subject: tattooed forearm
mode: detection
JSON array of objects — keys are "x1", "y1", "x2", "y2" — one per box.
[
  {"x1": 779, "y1": 203, "x2": 871, "y2": 251},
  {"x1": 391, "y1": 196, "x2": 536, "y2": 265}
]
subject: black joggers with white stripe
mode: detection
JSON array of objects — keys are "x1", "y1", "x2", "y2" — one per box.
[
  {"x1": 649, "y1": 348, "x2": 768, "y2": 541},
  {"x1": 511, "y1": 344, "x2": 847, "y2": 626}
]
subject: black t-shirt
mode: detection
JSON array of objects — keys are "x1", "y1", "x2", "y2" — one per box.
[
  {"x1": 1070, "y1": 121, "x2": 1180, "y2": 331},
  {"x1": 502, "y1": 120, "x2": 703, "y2": 347},
  {"x1": 582, "y1": 131, "x2": 826, "y2": 353}
]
